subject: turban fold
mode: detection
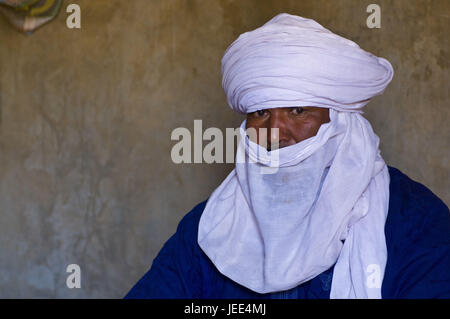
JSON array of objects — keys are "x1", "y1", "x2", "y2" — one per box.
[{"x1": 222, "y1": 13, "x2": 394, "y2": 114}]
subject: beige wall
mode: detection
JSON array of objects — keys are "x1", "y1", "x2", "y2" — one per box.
[{"x1": 0, "y1": 0, "x2": 448, "y2": 298}]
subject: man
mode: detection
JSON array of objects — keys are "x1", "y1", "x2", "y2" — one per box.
[{"x1": 125, "y1": 13, "x2": 449, "y2": 298}]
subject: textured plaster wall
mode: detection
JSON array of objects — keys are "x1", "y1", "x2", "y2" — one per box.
[{"x1": 0, "y1": 0, "x2": 448, "y2": 298}]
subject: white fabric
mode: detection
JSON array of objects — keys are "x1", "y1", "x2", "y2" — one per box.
[
  {"x1": 198, "y1": 13, "x2": 394, "y2": 298},
  {"x1": 222, "y1": 13, "x2": 394, "y2": 114}
]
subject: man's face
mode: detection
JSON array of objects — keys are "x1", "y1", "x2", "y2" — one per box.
[{"x1": 245, "y1": 107, "x2": 330, "y2": 150}]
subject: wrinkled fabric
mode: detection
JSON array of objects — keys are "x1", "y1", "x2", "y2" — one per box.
[
  {"x1": 198, "y1": 13, "x2": 393, "y2": 298},
  {"x1": 124, "y1": 167, "x2": 450, "y2": 299},
  {"x1": 222, "y1": 13, "x2": 394, "y2": 114},
  {"x1": 198, "y1": 110, "x2": 389, "y2": 297}
]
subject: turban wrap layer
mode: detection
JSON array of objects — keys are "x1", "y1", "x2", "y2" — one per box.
[
  {"x1": 222, "y1": 13, "x2": 394, "y2": 113},
  {"x1": 198, "y1": 13, "x2": 394, "y2": 298}
]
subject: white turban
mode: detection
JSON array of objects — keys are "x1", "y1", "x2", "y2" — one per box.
[
  {"x1": 222, "y1": 13, "x2": 393, "y2": 114},
  {"x1": 198, "y1": 13, "x2": 394, "y2": 298}
]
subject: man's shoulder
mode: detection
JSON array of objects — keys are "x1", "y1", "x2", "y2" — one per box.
[
  {"x1": 383, "y1": 166, "x2": 450, "y2": 298},
  {"x1": 386, "y1": 165, "x2": 449, "y2": 246},
  {"x1": 174, "y1": 200, "x2": 208, "y2": 242},
  {"x1": 387, "y1": 165, "x2": 448, "y2": 216}
]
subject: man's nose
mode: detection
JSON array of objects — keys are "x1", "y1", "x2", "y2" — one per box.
[{"x1": 268, "y1": 115, "x2": 288, "y2": 149}]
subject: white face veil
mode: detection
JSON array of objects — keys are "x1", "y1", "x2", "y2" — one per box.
[{"x1": 198, "y1": 13, "x2": 394, "y2": 298}]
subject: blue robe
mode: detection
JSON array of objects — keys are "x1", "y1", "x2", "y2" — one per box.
[{"x1": 125, "y1": 166, "x2": 450, "y2": 298}]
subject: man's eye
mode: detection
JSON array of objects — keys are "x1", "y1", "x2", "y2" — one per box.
[
  {"x1": 256, "y1": 110, "x2": 266, "y2": 116},
  {"x1": 292, "y1": 107, "x2": 304, "y2": 115}
]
